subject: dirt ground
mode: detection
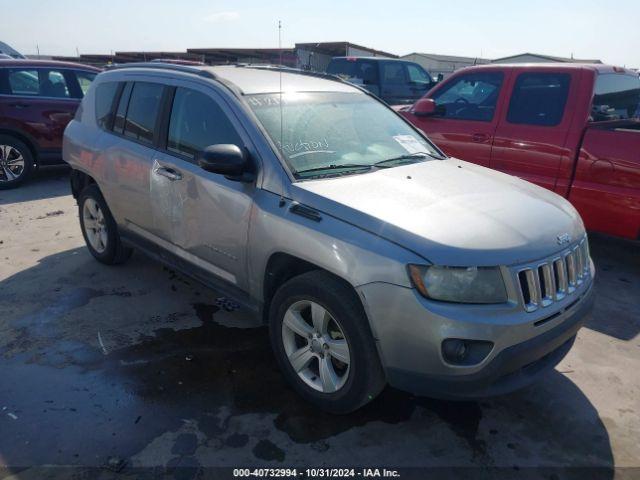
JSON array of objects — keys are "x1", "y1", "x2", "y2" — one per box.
[{"x1": 0, "y1": 168, "x2": 639, "y2": 479}]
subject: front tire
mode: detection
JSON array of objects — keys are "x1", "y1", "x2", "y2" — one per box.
[
  {"x1": 0, "y1": 135, "x2": 34, "y2": 190},
  {"x1": 269, "y1": 271, "x2": 386, "y2": 413},
  {"x1": 78, "y1": 184, "x2": 133, "y2": 265}
]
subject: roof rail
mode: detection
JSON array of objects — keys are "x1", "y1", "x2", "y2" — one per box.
[
  {"x1": 237, "y1": 64, "x2": 346, "y2": 83},
  {"x1": 238, "y1": 64, "x2": 381, "y2": 99},
  {"x1": 105, "y1": 62, "x2": 216, "y2": 79}
]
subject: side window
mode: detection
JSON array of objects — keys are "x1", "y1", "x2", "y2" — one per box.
[
  {"x1": 507, "y1": 73, "x2": 570, "y2": 126},
  {"x1": 382, "y1": 62, "x2": 407, "y2": 84},
  {"x1": 113, "y1": 82, "x2": 133, "y2": 134},
  {"x1": 406, "y1": 64, "x2": 431, "y2": 84},
  {"x1": 122, "y1": 82, "x2": 164, "y2": 145},
  {"x1": 357, "y1": 61, "x2": 379, "y2": 85},
  {"x1": 0, "y1": 69, "x2": 9, "y2": 94},
  {"x1": 327, "y1": 59, "x2": 354, "y2": 77},
  {"x1": 95, "y1": 82, "x2": 120, "y2": 130},
  {"x1": 7, "y1": 69, "x2": 39, "y2": 95},
  {"x1": 327, "y1": 60, "x2": 378, "y2": 86},
  {"x1": 75, "y1": 71, "x2": 97, "y2": 96},
  {"x1": 167, "y1": 87, "x2": 242, "y2": 159},
  {"x1": 432, "y1": 72, "x2": 504, "y2": 121},
  {"x1": 43, "y1": 70, "x2": 70, "y2": 98},
  {"x1": 592, "y1": 73, "x2": 640, "y2": 121}
]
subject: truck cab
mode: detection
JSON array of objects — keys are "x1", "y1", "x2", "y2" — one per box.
[
  {"x1": 327, "y1": 57, "x2": 435, "y2": 105},
  {"x1": 401, "y1": 64, "x2": 640, "y2": 240}
]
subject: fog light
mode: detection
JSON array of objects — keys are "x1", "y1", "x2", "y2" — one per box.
[{"x1": 442, "y1": 339, "x2": 494, "y2": 366}]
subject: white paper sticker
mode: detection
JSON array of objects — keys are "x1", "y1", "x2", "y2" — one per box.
[{"x1": 393, "y1": 135, "x2": 427, "y2": 154}]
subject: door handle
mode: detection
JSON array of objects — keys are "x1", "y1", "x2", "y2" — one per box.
[
  {"x1": 472, "y1": 133, "x2": 490, "y2": 143},
  {"x1": 153, "y1": 165, "x2": 182, "y2": 181},
  {"x1": 9, "y1": 103, "x2": 30, "y2": 109}
]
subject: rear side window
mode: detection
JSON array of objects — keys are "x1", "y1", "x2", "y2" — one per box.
[
  {"x1": 432, "y1": 72, "x2": 504, "y2": 121},
  {"x1": 167, "y1": 87, "x2": 242, "y2": 158},
  {"x1": 113, "y1": 82, "x2": 133, "y2": 134},
  {"x1": 592, "y1": 73, "x2": 640, "y2": 121},
  {"x1": 95, "y1": 82, "x2": 119, "y2": 130},
  {"x1": 44, "y1": 70, "x2": 70, "y2": 98},
  {"x1": 507, "y1": 73, "x2": 570, "y2": 126},
  {"x1": 122, "y1": 82, "x2": 164, "y2": 145},
  {"x1": 381, "y1": 62, "x2": 406, "y2": 84}
]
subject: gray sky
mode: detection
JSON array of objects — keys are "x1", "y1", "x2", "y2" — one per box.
[{"x1": 2, "y1": 0, "x2": 639, "y2": 67}]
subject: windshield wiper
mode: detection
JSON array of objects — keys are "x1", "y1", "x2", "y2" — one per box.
[
  {"x1": 373, "y1": 152, "x2": 440, "y2": 168},
  {"x1": 294, "y1": 163, "x2": 373, "y2": 176}
]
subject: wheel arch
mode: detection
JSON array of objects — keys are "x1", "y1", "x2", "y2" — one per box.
[
  {"x1": 70, "y1": 168, "x2": 97, "y2": 199},
  {"x1": 0, "y1": 128, "x2": 38, "y2": 164},
  {"x1": 262, "y1": 252, "x2": 363, "y2": 324}
]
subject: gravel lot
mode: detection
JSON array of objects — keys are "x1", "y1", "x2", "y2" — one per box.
[{"x1": 0, "y1": 168, "x2": 639, "y2": 479}]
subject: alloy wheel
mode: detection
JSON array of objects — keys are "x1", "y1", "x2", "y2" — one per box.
[
  {"x1": 83, "y1": 198, "x2": 108, "y2": 253},
  {"x1": 281, "y1": 299, "x2": 351, "y2": 393},
  {"x1": 0, "y1": 145, "x2": 26, "y2": 183}
]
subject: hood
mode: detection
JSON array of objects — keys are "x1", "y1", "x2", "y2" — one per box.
[{"x1": 292, "y1": 158, "x2": 585, "y2": 266}]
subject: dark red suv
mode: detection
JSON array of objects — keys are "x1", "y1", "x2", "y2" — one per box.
[{"x1": 0, "y1": 59, "x2": 100, "y2": 189}]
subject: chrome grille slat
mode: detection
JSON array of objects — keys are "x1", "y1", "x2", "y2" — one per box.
[
  {"x1": 554, "y1": 257, "x2": 567, "y2": 300},
  {"x1": 539, "y1": 263, "x2": 555, "y2": 306},
  {"x1": 516, "y1": 236, "x2": 590, "y2": 313},
  {"x1": 566, "y1": 251, "x2": 577, "y2": 293}
]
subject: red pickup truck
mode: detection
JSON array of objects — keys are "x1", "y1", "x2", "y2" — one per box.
[{"x1": 400, "y1": 63, "x2": 640, "y2": 240}]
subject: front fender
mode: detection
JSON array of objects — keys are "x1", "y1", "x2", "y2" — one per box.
[{"x1": 247, "y1": 189, "x2": 425, "y2": 303}]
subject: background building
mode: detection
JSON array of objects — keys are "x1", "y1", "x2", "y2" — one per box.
[
  {"x1": 491, "y1": 52, "x2": 602, "y2": 64},
  {"x1": 294, "y1": 42, "x2": 397, "y2": 71},
  {"x1": 401, "y1": 52, "x2": 491, "y2": 79}
]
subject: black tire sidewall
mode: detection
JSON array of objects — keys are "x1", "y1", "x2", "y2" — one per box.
[
  {"x1": 269, "y1": 271, "x2": 385, "y2": 413},
  {"x1": 78, "y1": 184, "x2": 121, "y2": 264},
  {"x1": 0, "y1": 135, "x2": 33, "y2": 189}
]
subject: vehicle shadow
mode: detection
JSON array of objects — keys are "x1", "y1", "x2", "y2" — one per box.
[
  {"x1": 586, "y1": 233, "x2": 640, "y2": 341},
  {"x1": 0, "y1": 166, "x2": 71, "y2": 205},
  {"x1": 0, "y1": 246, "x2": 615, "y2": 476}
]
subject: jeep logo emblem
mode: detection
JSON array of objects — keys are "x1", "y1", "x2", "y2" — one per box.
[{"x1": 557, "y1": 233, "x2": 571, "y2": 245}]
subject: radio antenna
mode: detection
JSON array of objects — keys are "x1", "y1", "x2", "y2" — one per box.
[{"x1": 278, "y1": 20, "x2": 284, "y2": 157}]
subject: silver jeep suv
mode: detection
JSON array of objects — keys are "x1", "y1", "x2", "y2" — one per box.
[{"x1": 63, "y1": 63, "x2": 594, "y2": 413}]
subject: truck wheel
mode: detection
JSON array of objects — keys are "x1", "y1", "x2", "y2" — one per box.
[
  {"x1": 78, "y1": 184, "x2": 133, "y2": 265},
  {"x1": 0, "y1": 135, "x2": 34, "y2": 190},
  {"x1": 269, "y1": 271, "x2": 386, "y2": 413}
]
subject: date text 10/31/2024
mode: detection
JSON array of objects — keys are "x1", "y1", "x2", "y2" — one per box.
[{"x1": 233, "y1": 468, "x2": 401, "y2": 478}]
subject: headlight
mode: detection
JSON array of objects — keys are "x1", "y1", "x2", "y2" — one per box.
[{"x1": 408, "y1": 265, "x2": 507, "y2": 304}]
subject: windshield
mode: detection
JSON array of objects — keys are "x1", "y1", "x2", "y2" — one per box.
[
  {"x1": 247, "y1": 91, "x2": 443, "y2": 178},
  {"x1": 592, "y1": 73, "x2": 640, "y2": 122}
]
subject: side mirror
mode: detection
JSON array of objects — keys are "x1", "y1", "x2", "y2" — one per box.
[
  {"x1": 412, "y1": 98, "x2": 437, "y2": 117},
  {"x1": 197, "y1": 144, "x2": 253, "y2": 182}
]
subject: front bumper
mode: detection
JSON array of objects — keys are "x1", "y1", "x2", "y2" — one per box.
[{"x1": 357, "y1": 280, "x2": 594, "y2": 399}]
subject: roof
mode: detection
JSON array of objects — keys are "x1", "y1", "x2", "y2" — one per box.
[
  {"x1": 492, "y1": 52, "x2": 602, "y2": 64},
  {"x1": 105, "y1": 63, "x2": 362, "y2": 95},
  {"x1": 0, "y1": 58, "x2": 100, "y2": 70},
  {"x1": 295, "y1": 42, "x2": 398, "y2": 58},
  {"x1": 331, "y1": 56, "x2": 413, "y2": 63},
  {"x1": 449, "y1": 62, "x2": 635, "y2": 75},
  {"x1": 403, "y1": 52, "x2": 492, "y2": 64}
]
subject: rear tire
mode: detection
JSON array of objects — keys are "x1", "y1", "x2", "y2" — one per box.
[
  {"x1": 269, "y1": 270, "x2": 386, "y2": 413},
  {"x1": 78, "y1": 184, "x2": 133, "y2": 265},
  {"x1": 0, "y1": 135, "x2": 34, "y2": 190}
]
